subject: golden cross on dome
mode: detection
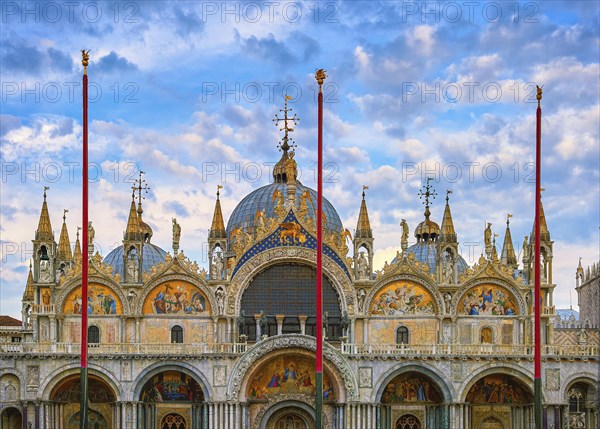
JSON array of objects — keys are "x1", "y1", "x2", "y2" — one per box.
[
  {"x1": 133, "y1": 170, "x2": 150, "y2": 206},
  {"x1": 418, "y1": 177, "x2": 437, "y2": 208},
  {"x1": 273, "y1": 96, "x2": 299, "y2": 154}
]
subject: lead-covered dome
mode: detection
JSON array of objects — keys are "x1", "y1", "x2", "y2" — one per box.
[
  {"x1": 226, "y1": 181, "x2": 343, "y2": 238},
  {"x1": 103, "y1": 242, "x2": 167, "y2": 277}
]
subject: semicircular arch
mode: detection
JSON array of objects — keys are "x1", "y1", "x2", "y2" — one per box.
[
  {"x1": 39, "y1": 363, "x2": 122, "y2": 401},
  {"x1": 56, "y1": 275, "x2": 127, "y2": 316},
  {"x1": 135, "y1": 273, "x2": 215, "y2": 317},
  {"x1": 227, "y1": 334, "x2": 357, "y2": 402},
  {"x1": 130, "y1": 361, "x2": 213, "y2": 402},
  {"x1": 457, "y1": 363, "x2": 536, "y2": 403},
  {"x1": 371, "y1": 362, "x2": 454, "y2": 403},
  {"x1": 452, "y1": 277, "x2": 527, "y2": 317},
  {"x1": 365, "y1": 274, "x2": 443, "y2": 316},
  {"x1": 227, "y1": 248, "x2": 356, "y2": 316}
]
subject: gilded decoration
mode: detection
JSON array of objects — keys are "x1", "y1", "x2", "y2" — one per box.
[
  {"x1": 142, "y1": 251, "x2": 206, "y2": 283},
  {"x1": 63, "y1": 283, "x2": 122, "y2": 315},
  {"x1": 457, "y1": 284, "x2": 518, "y2": 316},
  {"x1": 246, "y1": 355, "x2": 335, "y2": 401},
  {"x1": 230, "y1": 210, "x2": 352, "y2": 280},
  {"x1": 140, "y1": 370, "x2": 204, "y2": 402},
  {"x1": 370, "y1": 280, "x2": 436, "y2": 316},
  {"x1": 381, "y1": 371, "x2": 443, "y2": 403},
  {"x1": 227, "y1": 335, "x2": 357, "y2": 401},
  {"x1": 465, "y1": 374, "x2": 532, "y2": 404},
  {"x1": 143, "y1": 280, "x2": 210, "y2": 315}
]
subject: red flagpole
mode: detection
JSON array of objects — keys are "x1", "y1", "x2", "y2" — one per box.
[
  {"x1": 534, "y1": 85, "x2": 543, "y2": 429},
  {"x1": 315, "y1": 69, "x2": 326, "y2": 429},
  {"x1": 80, "y1": 50, "x2": 90, "y2": 429}
]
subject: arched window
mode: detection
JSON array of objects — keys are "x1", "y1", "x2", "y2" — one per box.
[
  {"x1": 396, "y1": 326, "x2": 409, "y2": 344},
  {"x1": 88, "y1": 326, "x2": 100, "y2": 344},
  {"x1": 480, "y1": 327, "x2": 493, "y2": 344},
  {"x1": 171, "y1": 325, "x2": 183, "y2": 344}
]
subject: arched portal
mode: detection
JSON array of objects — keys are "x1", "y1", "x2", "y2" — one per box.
[
  {"x1": 465, "y1": 373, "x2": 533, "y2": 429},
  {"x1": 240, "y1": 264, "x2": 342, "y2": 340},
  {"x1": 137, "y1": 369, "x2": 205, "y2": 428},
  {"x1": 50, "y1": 374, "x2": 116, "y2": 429},
  {"x1": 0, "y1": 407, "x2": 22, "y2": 429},
  {"x1": 260, "y1": 401, "x2": 315, "y2": 429},
  {"x1": 379, "y1": 370, "x2": 446, "y2": 429}
]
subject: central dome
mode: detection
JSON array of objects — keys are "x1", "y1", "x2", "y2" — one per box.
[{"x1": 226, "y1": 181, "x2": 343, "y2": 238}]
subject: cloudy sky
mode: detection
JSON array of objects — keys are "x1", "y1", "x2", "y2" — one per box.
[{"x1": 1, "y1": 1, "x2": 598, "y2": 319}]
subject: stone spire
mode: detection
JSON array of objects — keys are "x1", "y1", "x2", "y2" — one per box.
[
  {"x1": 531, "y1": 195, "x2": 550, "y2": 242},
  {"x1": 23, "y1": 261, "x2": 34, "y2": 301},
  {"x1": 36, "y1": 187, "x2": 53, "y2": 241},
  {"x1": 355, "y1": 186, "x2": 372, "y2": 239},
  {"x1": 440, "y1": 190, "x2": 456, "y2": 242},
  {"x1": 124, "y1": 191, "x2": 141, "y2": 241},
  {"x1": 501, "y1": 214, "x2": 517, "y2": 268},
  {"x1": 57, "y1": 209, "x2": 73, "y2": 261},
  {"x1": 210, "y1": 185, "x2": 227, "y2": 239},
  {"x1": 73, "y1": 227, "x2": 82, "y2": 266}
]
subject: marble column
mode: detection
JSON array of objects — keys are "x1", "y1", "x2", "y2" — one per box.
[
  {"x1": 298, "y1": 315, "x2": 307, "y2": 335},
  {"x1": 276, "y1": 315, "x2": 285, "y2": 335}
]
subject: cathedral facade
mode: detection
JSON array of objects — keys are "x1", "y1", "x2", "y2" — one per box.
[{"x1": 0, "y1": 104, "x2": 598, "y2": 429}]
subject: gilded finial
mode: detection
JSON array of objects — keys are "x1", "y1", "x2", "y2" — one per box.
[
  {"x1": 273, "y1": 96, "x2": 299, "y2": 154},
  {"x1": 418, "y1": 178, "x2": 436, "y2": 218},
  {"x1": 43, "y1": 186, "x2": 49, "y2": 200},
  {"x1": 133, "y1": 170, "x2": 150, "y2": 212},
  {"x1": 77, "y1": 226, "x2": 81, "y2": 237},
  {"x1": 536, "y1": 84, "x2": 543, "y2": 107},
  {"x1": 217, "y1": 184, "x2": 223, "y2": 198},
  {"x1": 63, "y1": 209, "x2": 69, "y2": 221},
  {"x1": 315, "y1": 68, "x2": 327, "y2": 92},
  {"x1": 362, "y1": 185, "x2": 369, "y2": 199},
  {"x1": 81, "y1": 49, "x2": 90, "y2": 74},
  {"x1": 446, "y1": 189, "x2": 452, "y2": 202},
  {"x1": 506, "y1": 213, "x2": 513, "y2": 226}
]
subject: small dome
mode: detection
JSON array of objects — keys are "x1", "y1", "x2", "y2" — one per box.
[
  {"x1": 103, "y1": 242, "x2": 167, "y2": 277},
  {"x1": 415, "y1": 218, "x2": 440, "y2": 241},
  {"x1": 139, "y1": 220, "x2": 153, "y2": 242},
  {"x1": 226, "y1": 181, "x2": 343, "y2": 238},
  {"x1": 392, "y1": 242, "x2": 469, "y2": 274}
]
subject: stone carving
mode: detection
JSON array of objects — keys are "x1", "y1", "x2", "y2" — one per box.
[
  {"x1": 356, "y1": 252, "x2": 369, "y2": 279},
  {"x1": 545, "y1": 368, "x2": 560, "y2": 391},
  {"x1": 226, "y1": 334, "x2": 357, "y2": 401},
  {"x1": 214, "y1": 365, "x2": 227, "y2": 387},
  {"x1": 358, "y1": 367, "x2": 372, "y2": 388},
  {"x1": 357, "y1": 288, "x2": 366, "y2": 313},
  {"x1": 4, "y1": 380, "x2": 16, "y2": 401},
  {"x1": 39, "y1": 259, "x2": 52, "y2": 283},
  {"x1": 215, "y1": 287, "x2": 225, "y2": 315},
  {"x1": 27, "y1": 366, "x2": 39, "y2": 388}
]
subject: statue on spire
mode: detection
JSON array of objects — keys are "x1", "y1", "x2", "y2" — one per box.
[
  {"x1": 484, "y1": 223, "x2": 492, "y2": 258},
  {"x1": 172, "y1": 218, "x2": 181, "y2": 254}
]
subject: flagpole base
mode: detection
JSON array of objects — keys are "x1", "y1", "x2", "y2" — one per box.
[
  {"x1": 80, "y1": 367, "x2": 88, "y2": 429},
  {"x1": 316, "y1": 372, "x2": 323, "y2": 429},
  {"x1": 534, "y1": 378, "x2": 542, "y2": 429}
]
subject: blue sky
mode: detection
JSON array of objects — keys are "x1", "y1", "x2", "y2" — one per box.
[{"x1": 1, "y1": 1, "x2": 599, "y2": 319}]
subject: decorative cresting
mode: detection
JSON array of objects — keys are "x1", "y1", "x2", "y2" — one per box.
[
  {"x1": 374, "y1": 250, "x2": 437, "y2": 282},
  {"x1": 227, "y1": 247, "x2": 356, "y2": 316},
  {"x1": 141, "y1": 250, "x2": 207, "y2": 283},
  {"x1": 135, "y1": 273, "x2": 215, "y2": 316},
  {"x1": 452, "y1": 277, "x2": 527, "y2": 317},
  {"x1": 60, "y1": 251, "x2": 122, "y2": 285},
  {"x1": 226, "y1": 334, "x2": 358, "y2": 402},
  {"x1": 231, "y1": 210, "x2": 352, "y2": 279},
  {"x1": 458, "y1": 255, "x2": 519, "y2": 285},
  {"x1": 56, "y1": 275, "x2": 127, "y2": 316}
]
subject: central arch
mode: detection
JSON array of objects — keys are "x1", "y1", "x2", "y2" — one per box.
[
  {"x1": 240, "y1": 263, "x2": 343, "y2": 340},
  {"x1": 261, "y1": 401, "x2": 315, "y2": 429}
]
